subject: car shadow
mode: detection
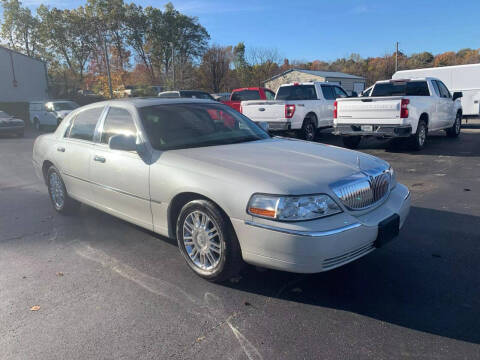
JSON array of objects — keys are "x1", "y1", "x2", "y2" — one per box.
[{"x1": 220, "y1": 206, "x2": 480, "y2": 345}]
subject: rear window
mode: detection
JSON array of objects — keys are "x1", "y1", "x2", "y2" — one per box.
[
  {"x1": 371, "y1": 81, "x2": 430, "y2": 97},
  {"x1": 276, "y1": 85, "x2": 317, "y2": 100},
  {"x1": 231, "y1": 90, "x2": 261, "y2": 101}
]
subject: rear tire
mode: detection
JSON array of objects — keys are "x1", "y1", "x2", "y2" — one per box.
[
  {"x1": 446, "y1": 112, "x2": 461, "y2": 138},
  {"x1": 342, "y1": 136, "x2": 361, "y2": 149},
  {"x1": 176, "y1": 199, "x2": 243, "y2": 283},
  {"x1": 46, "y1": 166, "x2": 80, "y2": 215},
  {"x1": 299, "y1": 117, "x2": 317, "y2": 141},
  {"x1": 409, "y1": 120, "x2": 427, "y2": 151}
]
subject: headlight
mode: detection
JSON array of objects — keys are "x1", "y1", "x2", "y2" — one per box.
[{"x1": 247, "y1": 194, "x2": 342, "y2": 221}]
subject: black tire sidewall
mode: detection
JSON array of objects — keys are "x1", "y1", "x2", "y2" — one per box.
[
  {"x1": 302, "y1": 118, "x2": 316, "y2": 141},
  {"x1": 176, "y1": 200, "x2": 235, "y2": 281},
  {"x1": 413, "y1": 121, "x2": 427, "y2": 150}
]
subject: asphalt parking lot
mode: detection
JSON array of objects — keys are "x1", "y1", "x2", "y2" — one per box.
[{"x1": 1, "y1": 122, "x2": 480, "y2": 360}]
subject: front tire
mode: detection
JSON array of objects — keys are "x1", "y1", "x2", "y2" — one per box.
[
  {"x1": 446, "y1": 112, "x2": 461, "y2": 138},
  {"x1": 409, "y1": 120, "x2": 427, "y2": 151},
  {"x1": 47, "y1": 166, "x2": 80, "y2": 215},
  {"x1": 176, "y1": 199, "x2": 243, "y2": 282},
  {"x1": 342, "y1": 136, "x2": 361, "y2": 149}
]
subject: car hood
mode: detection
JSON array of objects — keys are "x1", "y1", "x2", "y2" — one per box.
[{"x1": 161, "y1": 138, "x2": 389, "y2": 194}]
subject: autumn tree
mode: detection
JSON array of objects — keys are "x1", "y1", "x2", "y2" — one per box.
[{"x1": 197, "y1": 45, "x2": 232, "y2": 93}]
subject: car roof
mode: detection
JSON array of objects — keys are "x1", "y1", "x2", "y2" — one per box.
[{"x1": 83, "y1": 97, "x2": 217, "y2": 109}]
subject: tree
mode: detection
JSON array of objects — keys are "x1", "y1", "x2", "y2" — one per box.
[
  {"x1": 1, "y1": 0, "x2": 41, "y2": 57},
  {"x1": 198, "y1": 45, "x2": 232, "y2": 92}
]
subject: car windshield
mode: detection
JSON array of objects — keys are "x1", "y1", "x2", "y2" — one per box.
[
  {"x1": 139, "y1": 103, "x2": 270, "y2": 151},
  {"x1": 371, "y1": 81, "x2": 430, "y2": 97},
  {"x1": 51, "y1": 102, "x2": 79, "y2": 111},
  {"x1": 276, "y1": 85, "x2": 317, "y2": 100}
]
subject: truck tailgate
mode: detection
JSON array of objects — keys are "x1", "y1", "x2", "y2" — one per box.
[
  {"x1": 241, "y1": 101, "x2": 286, "y2": 121},
  {"x1": 337, "y1": 97, "x2": 402, "y2": 121}
]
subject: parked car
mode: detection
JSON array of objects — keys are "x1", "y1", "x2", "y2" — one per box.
[
  {"x1": 211, "y1": 92, "x2": 231, "y2": 102},
  {"x1": 29, "y1": 100, "x2": 79, "y2": 131},
  {"x1": 0, "y1": 110, "x2": 24, "y2": 137},
  {"x1": 222, "y1": 87, "x2": 275, "y2": 112},
  {"x1": 334, "y1": 77, "x2": 463, "y2": 150},
  {"x1": 33, "y1": 98, "x2": 410, "y2": 282},
  {"x1": 158, "y1": 90, "x2": 215, "y2": 100},
  {"x1": 241, "y1": 82, "x2": 351, "y2": 141}
]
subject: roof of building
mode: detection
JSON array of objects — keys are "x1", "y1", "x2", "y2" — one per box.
[
  {"x1": 265, "y1": 68, "x2": 365, "y2": 83},
  {"x1": 0, "y1": 45, "x2": 46, "y2": 64}
]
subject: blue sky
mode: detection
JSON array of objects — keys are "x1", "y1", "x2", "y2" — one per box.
[{"x1": 5, "y1": 0, "x2": 480, "y2": 61}]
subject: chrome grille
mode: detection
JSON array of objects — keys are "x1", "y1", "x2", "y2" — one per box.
[{"x1": 331, "y1": 169, "x2": 391, "y2": 210}]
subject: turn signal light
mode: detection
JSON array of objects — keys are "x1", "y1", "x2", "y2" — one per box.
[{"x1": 248, "y1": 207, "x2": 276, "y2": 218}]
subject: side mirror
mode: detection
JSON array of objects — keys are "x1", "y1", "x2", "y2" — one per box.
[
  {"x1": 258, "y1": 121, "x2": 269, "y2": 132},
  {"x1": 452, "y1": 92, "x2": 463, "y2": 101},
  {"x1": 109, "y1": 134, "x2": 137, "y2": 152}
]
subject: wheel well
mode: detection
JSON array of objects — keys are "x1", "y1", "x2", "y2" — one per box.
[
  {"x1": 419, "y1": 113, "x2": 429, "y2": 125},
  {"x1": 167, "y1": 192, "x2": 231, "y2": 239},
  {"x1": 304, "y1": 112, "x2": 318, "y2": 127},
  {"x1": 42, "y1": 160, "x2": 54, "y2": 184}
]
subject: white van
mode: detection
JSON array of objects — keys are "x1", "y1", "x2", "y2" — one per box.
[{"x1": 29, "y1": 100, "x2": 79, "y2": 130}]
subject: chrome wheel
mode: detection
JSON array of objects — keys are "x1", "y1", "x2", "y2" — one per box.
[
  {"x1": 418, "y1": 125, "x2": 426, "y2": 146},
  {"x1": 49, "y1": 172, "x2": 65, "y2": 209},
  {"x1": 183, "y1": 211, "x2": 222, "y2": 271}
]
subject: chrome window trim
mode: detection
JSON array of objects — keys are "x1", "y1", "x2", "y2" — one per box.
[{"x1": 244, "y1": 220, "x2": 361, "y2": 237}]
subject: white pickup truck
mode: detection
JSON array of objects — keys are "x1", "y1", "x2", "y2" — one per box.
[
  {"x1": 334, "y1": 77, "x2": 463, "y2": 150},
  {"x1": 241, "y1": 82, "x2": 350, "y2": 141}
]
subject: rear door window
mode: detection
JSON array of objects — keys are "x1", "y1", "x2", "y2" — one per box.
[
  {"x1": 321, "y1": 85, "x2": 336, "y2": 100},
  {"x1": 431, "y1": 81, "x2": 441, "y2": 97},
  {"x1": 67, "y1": 107, "x2": 104, "y2": 142},
  {"x1": 100, "y1": 107, "x2": 137, "y2": 144},
  {"x1": 276, "y1": 85, "x2": 317, "y2": 100},
  {"x1": 371, "y1": 81, "x2": 430, "y2": 97},
  {"x1": 231, "y1": 90, "x2": 262, "y2": 101}
]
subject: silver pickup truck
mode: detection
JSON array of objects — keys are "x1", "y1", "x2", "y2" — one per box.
[{"x1": 334, "y1": 77, "x2": 463, "y2": 150}]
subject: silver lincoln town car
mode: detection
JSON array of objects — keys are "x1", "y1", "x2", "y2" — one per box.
[{"x1": 33, "y1": 98, "x2": 410, "y2": 282}]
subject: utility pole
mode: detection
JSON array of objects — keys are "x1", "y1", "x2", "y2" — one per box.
[
  {"x1": 395, "y1": 41, "x2": 399, "y2": 72},
  {"x1": 102, "y1": 35, "x2": 113, "y2": 99},
  {"x1": 171, "y1": 43, "x2": 175, "y2": 90}
]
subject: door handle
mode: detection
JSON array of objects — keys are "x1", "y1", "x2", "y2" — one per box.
[
  {"x1": 57, "y1": 147, "x2": 65, "y2": 152},
  {"x1": 94, "y1": 155, "x2": 106, "y2": 163}
]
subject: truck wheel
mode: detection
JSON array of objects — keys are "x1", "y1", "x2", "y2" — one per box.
[
  {"x1": 409, "y1": 120, "x2": 427, "y2": 150},
  {"x1": 342, "y1": 136, "x2": 361, "y2": 149},
  {"x1": 176, "y1": 199, "x2": 244, "y2": 283},
  {"x1": 299, "y1": 117, "x2": 317, "y2": 141},
  {"x1": 446, "y1": 112, "x2": 461, "y2": 138},
  {"x1": 46, "y1": 166, "x2": 80, "y2": 215}
]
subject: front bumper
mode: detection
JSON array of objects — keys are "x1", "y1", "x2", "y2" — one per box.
[
  {"x1": 231, "y1": 183, "x2": 410, "y2": 273},
  {"x1": 334, "y1": 124, "x2": 412, "y2": 138}
]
